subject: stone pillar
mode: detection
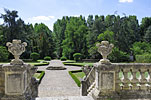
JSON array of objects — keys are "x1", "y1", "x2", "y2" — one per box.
[
  {"x1": 92, "y1": 63, "x2": 120, "y2": 100},
  {"x1": 92, "y1": 41, "x2": 120, "y2": 100},
  {"x1": 0, "y1": 40, "x2": 38, "y2": 100}
]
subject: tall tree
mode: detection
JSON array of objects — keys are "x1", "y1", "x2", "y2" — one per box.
[
  {"x1": 62, "y1": 16, "x2": 88, "y2": 59},
  {"x1": 53, "y1": 16, "x2": 69, "y2": 58},
  {"x1": 34, "y1": 23, "x2": 55, "y2": 58}
]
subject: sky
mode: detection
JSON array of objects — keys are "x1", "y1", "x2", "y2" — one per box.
[{"x1": 0, "y1": 0, "x2": 151, "y2": 30}]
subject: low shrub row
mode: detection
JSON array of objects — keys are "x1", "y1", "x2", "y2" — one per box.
[
  {"x1": 34, "y1": 71, "x2": 45, "y2": 84},
  {"x1": 60, "y1": 56, "x2": 67, "y2": 61},
  {"x1": 44, "y1": 56, "x2": 51, "y2": 61},
  {"x1": 135, "y1": 54, "x2": 151, "y2": 63},
  {"x1": 34, "y1": 62, "x2": 49, "y2": 66},
  {"x1": 63, "y1": 62, "x2": 93, "y2": 67},
  {"x1": 68, "y1": 70, "x2": 82, "y2": 87}
]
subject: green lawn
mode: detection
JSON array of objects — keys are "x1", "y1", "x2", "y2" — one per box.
[
  {"x1": 73, "y1": 72, "x2": 85, "y2": 80},
  {"x1": 33, "y1": 73, "x2": 41, "y2": 78}
]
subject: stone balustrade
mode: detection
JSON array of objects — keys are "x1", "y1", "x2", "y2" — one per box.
[
  {"x1": 82, "y1": 41, "x2": 151, "y2": 100},
  {"x1": 82, "y1": 66, "x2": 95, "y2": 96},
  {"x1": 90, "y1": 63, "x2": 151, "y2": 100}
]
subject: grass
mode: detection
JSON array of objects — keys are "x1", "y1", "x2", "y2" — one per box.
[
  {"x1": 73, "y1": 72, "x2": 85, "y2": 80},
  {"x1": 33, "y1": 71, "x2": 45, "y2": 84},
  {"x1": 68, "y1": 70, "x2": 85, "y2": 87},
  {"x1": 37, "y1": 59, "x2": 45, "y2": 62}
]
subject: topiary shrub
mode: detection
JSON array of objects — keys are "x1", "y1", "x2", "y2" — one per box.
[
  {"x1": 60, "y1": 56, "x2": 67, "y2": 61},
  {"x1": 0, "y1": 46, "x2": 9, "y2": 62},
  {"x1": 30, "y1": 52, "x2": 40, "y2": 61},
  {"x1": 44, "y1": 56, "x2": 51, "y2": 61},
  {"x1": 73, "y1": 53, "x2": 82, "y2": 62},
  {"x1": 135, "y1": 53, "x2": 151, "y2": 63}
]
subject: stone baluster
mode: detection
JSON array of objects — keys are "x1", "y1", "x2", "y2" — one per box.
[
  {"x1": 123, "y1": 68, "x2": 130, "y2": 90},
  {"x1": 115, "y1": 69, "x2": 122, "y2": 91},
  {"x1": 131, "y1": 69, "x2": 138, "y2": 90}
]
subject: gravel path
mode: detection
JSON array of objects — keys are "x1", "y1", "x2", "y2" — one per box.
[{"x1": 37, "y1": 60, "x2": 82, "y2": 97}]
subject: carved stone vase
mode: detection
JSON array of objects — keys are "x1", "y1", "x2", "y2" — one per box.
[
  {"x1": 6, "y1": 39, "x2": 27, "y2": 65},
  {"x1": 96, "y1": 41, "x2": 114, "y2": 64}
]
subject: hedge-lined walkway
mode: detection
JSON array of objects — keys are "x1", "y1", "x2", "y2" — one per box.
[{"x1": 37, "y1": 60, "x2": 81, "y2": 97}]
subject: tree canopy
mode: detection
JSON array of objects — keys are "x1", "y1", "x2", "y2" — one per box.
[{"x1": 1, "y1": 9, "x2": 151, "y2": 62}]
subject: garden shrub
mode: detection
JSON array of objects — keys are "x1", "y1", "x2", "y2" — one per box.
[
  {"x1": 44, "y1": 56, "x2": 51, "y2": 61},
  {"x1": 131, "y1": 42, "x2": 151, "y2": 55},
  {"x1": 73, "y1": 53, "x2": 82, "y2": 62},
  {"x1": 136, "y1": 53, "x2": 151, "y2": 63},
  {"x1": 34, "y1": 63, "x2": 49, "y2": 66},
  {"x1": 0, "y1": 46, "x2": 9, "y2": 62},
  {"x1": 34, "y1": 71, "x2": 45, "y2": 84},
  {"x1": 108, "y1": 47, "x2": 129, "y2": 63},
  {"x1": 30, "y1": 52, "x2": 40, "y2": 61},
  {"x1": 60, "y1": 56, "x2": 67, "y2": 61}
]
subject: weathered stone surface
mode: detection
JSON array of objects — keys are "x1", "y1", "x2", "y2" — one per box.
[
  {"x1": 0, "y1": 39, "x2": 38, "y2": 100},
  {"x1": 38, "y1": 63, "x2": 81, "y2": 97},
  {"x1": 100, "y1": 72, "x2": 114, "y2": 90},
  {"x1": 46, "y1": 60, "x2": 66, "y2": 70},
  {"x1": 90, "y1": 63, "x2": 151, "y2": 100},
  {"x1": 96, "y1": 41, "x2": 114, "y2": 64},
  {"x1": 36, "y1": 96, "x2": 93, "y2": 100},
  {"x1": 6, "y1": 39, "x2": 27, "y2": 65}
]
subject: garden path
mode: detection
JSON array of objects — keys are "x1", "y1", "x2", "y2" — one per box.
[{"x1": 37, "y1": 60, "x2": 81, "y2": 97}]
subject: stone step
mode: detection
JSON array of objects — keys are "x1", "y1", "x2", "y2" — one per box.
[{"x1": 36, "y1": 96, "x2": 93, "y2": 100}]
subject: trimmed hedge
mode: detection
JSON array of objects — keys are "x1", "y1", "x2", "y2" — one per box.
[
  {"x1": 68, "y1": 70, "x2": 82, "y2": 87},
  {"x1": 136, "y1": 54, "x2": 151, "y2": 63},
  {"x1": 34, "y1": 71, "x2": 45, "y2": 84},
  {"x1": 30, "y1": 52, "x2": 40, "y2": 61},
  {"x1": 34, "y1": 63, "x2": 49, "y2": 66},
  {"x1": 60, "y1": 56, "x2": 67, "y2": 61},
  {"x1": 73, "y1": 53, "x2": 82, "y2": 61},
  {"x1": 63, "y1": 62, "x2": 93, "y2": 67},
  {"x1": 44, "y1": 56, "x2": 51, "y2": 61}
]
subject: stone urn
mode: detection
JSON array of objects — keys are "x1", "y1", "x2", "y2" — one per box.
[
  {"x1": 96, "y1": 41, "x2": 114, "y2": 64},
  {"x1": 6, "y1": 39, "x2": 27, "y2": 65}
]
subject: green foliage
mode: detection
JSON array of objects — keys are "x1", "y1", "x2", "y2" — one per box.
[
  {"x1": 30, "y1": 52, "x2": 40, "y2": 61},
  {"x1": 88, "y1": 45, "x2": 100, "y2": 59},
  {"x1": 63, "y1": 62, "x2": 93, "y2": 66},
  {"x1": 33, "y1": 71, "x2": 45, "y2": 84},
  {"x1": 135, "y1": 54, "x2": 151, "y2": 63},
  {"x1": 60, "y1": 56, "x2": 67, "y2": 61},
  {"x1": 131, "y1": 42, "x2": 151, "y2": 55},
  {"x1": 33, "y1": 23, "x2": 55, "y2": 59},
  {"x1": 44, "y1": 56, "x2": 51, "y2": 61},
  {"x1": 62, "y1": 16, "x2": 88, "y2": 59},
  {"x1": 73, "y1": 53, "x2": 82, "y2": 61},
  {"x1": 0, "y1": 46, "x2": 9, "y2": 61},
  {"x1": 0, "y1": 8, "x2": 151, "y2": 62},
  {"x1": 97, "y1": 30, "x2": 114, "y2": 43},
  {"x1": 68, "y1": 71, "x2": 81, "y2": 87},
  {"x1": 144, "y1": 25, "x2": 151, "y2": 43},
  {"x1": 108, "y1": 47, "x2": 129, "y2": 62}
]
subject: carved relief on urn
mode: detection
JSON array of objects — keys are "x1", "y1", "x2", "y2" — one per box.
[
  {"x1": 6, "y1": 39, "x2": 27, "y2": 65},
  {"x1": 96, "y1": 41, "x2": 114, "y2": 64}
]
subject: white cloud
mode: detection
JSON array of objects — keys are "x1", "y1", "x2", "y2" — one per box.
[
  {"x1": 119, "y1": 0, "x2": 133, "y2": 3},
  {"x1": 71, "y1": 15, "x2": 80, "y2": 17},
  {"x1": 28, "y1": 16, "x2": 55, "y2": 21},
  {"x1": 26, "y1": 15, "x2": 56, "y2": 31}
]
